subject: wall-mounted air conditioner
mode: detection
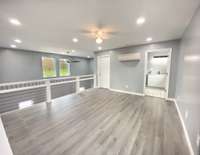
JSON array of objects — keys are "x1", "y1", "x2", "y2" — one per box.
[{"x1": 118, "y1": 52, "x2": 141, "y2": 61}]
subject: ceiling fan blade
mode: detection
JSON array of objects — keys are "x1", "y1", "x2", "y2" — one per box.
[
  {"x1": 78, "y1": 29, "x2": 97, "y2": 38},
  {"x1": 67, "y1": 59, "x2": 80, "y2": 63},
  {"x1": 78, "y1": 25, "x2": 122, "y2": 40}
]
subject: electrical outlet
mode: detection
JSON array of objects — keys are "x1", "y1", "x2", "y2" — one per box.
[{"x1": 125, "y1": 85, "x2": 129, "y2": 89}]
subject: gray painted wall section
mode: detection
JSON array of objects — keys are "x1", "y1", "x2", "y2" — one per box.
[
  {"x1": 175, "y1": 7, "x2": 200, "y2": 155},
  {"x1": 96, "y1": 40, "x2": 180, "y2": 98},
  {"x1": 0, "y1": 48, "x2": 93, "y2": 83},
  {"x1": 0, "y1": 48, "x2": 94, "y2": 114}
]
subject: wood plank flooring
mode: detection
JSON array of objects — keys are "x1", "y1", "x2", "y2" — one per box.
[{"x1": 1, "y1": 88, "x2": 190, "y2": 155}]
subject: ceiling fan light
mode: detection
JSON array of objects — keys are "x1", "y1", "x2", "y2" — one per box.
[
  {"x1": 96, "y1": 37, "x2": 103, "y2": 44},
  {"x1": 97, "y1": 31, "x2": 103, "y2": 36}
]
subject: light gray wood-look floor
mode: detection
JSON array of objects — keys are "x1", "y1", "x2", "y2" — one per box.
[{"x1": 1, "y1": 88, "x2": 190, "y2": 155}]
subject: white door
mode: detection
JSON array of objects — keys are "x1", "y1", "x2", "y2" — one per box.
[{"x1": 97, "y1": 55, "x2": 110, "y2": 88}]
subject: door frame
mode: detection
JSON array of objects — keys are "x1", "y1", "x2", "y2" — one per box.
[
  {"x1": 143, "y1": 48, "x2": 172, "y2": 99},
  {"x1": 97, "y1": 55, "x2": 111, "y2": 88}
]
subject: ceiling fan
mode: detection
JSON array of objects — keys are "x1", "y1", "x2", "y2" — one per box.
[
  {"x1": 79, "y1": 25, "x2": 119, "y2": 44},
  {"x1": 66, "y1": 57, "x2": 80, "y2": 63}
]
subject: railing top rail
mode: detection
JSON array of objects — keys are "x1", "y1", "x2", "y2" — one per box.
[
  {"x1": 0, "y1": 79, "x2": 46, "y2": 87},
  {"x1": 78, "y1": 74, "x2": 94, "y2": 78},
  {"x1": 0, "y1": 74, "x2": 94, "y2": 86},
  {"x1": 0, "y1": 85, "x2": 46, "y2": 94}
]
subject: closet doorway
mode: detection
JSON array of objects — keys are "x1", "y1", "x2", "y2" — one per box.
[{"x1": 144, "y1": 48, "x2": 172, "y2": 99}]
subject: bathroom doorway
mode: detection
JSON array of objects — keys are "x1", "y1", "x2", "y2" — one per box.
[{"x1": 143, "y1": 48, "x2": 172, "y2": 99}]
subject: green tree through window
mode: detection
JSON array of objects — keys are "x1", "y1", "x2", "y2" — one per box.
[
  {"x1": 42, "y1": 57, "x2": 56, "y2": 78},
  {"x1": 59, "y1": 59, "x2": 70, "y2": 76}
]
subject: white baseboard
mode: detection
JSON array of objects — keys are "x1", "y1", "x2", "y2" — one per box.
[
  {"x1": 109, "y1": 88, "x2": 145, "y2": 96},
  {"x1": 168, "y1": 98, "x2": 194, "y2": 155}
]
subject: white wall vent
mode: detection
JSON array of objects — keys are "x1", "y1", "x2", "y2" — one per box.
[{"x1": 118, "y1": 53, "x2": 141, "y2": 61}]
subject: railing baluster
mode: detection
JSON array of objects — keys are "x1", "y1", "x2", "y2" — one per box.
[
  {"x1": 46, "y1": 80, "x2": 52, "y2": 103},
  {"x1": 76, "y1": 76, "x2": 80, "y2": 93},
  {"x1": 94, "y1": 75, "x2": 96, "y2": 88}
]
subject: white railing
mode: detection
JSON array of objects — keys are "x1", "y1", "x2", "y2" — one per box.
[{"x1": 0, "y1": 74, "x2": 96, "y2": 103}]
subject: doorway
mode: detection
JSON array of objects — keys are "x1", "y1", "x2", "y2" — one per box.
[
  {"x1": 144, "y1": 48, "x2": 172, "y2": 99},
  {"x1": 97, "y1": 55, "x2": 110, "y2": 88}
]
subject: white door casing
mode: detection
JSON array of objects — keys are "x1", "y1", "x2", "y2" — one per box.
[
  {"x1": 143, "y1": 48, "x2": 172, "y2": 99},
  {"x1": 97, "y1": 55, "x2": 110, "y2": 88}
]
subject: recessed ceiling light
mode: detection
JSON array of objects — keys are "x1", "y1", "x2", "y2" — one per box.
[
  {"x1": 146, "y1": 37, "x2": 152, "y2": 42},
  {"x1": 98, "y1": 46, "x2": 102, "y2": 50},
  {"x1": 136, "y1": 17, "x2": 146, "y2": 25},
  {"x1": 87, "y1": 56, "x2": 90, "y2": 58},
  {"x1": 71, "y1": 50, "x2": 75, "y2": 52},
  {"x1": 72, "y1": 38, "x2": 78, "y2": 43},
  {"x1": 14, "y1": 39, "x2": 22, "y2": 43},
  {"x1": 10, "y1": 44, "x2": 16, "y2": 48},
  {"x1": 9, "y1": 18, "x2": 21, "y2": 26}
]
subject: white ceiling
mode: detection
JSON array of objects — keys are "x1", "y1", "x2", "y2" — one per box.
[{"x1": 0, "y1": 0, "x2": 199, "y2": 57}]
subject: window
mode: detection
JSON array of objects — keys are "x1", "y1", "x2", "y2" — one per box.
[
  {"x1": 42, "y1": 57, "x2": 56, "y2": 78},
  {"x1": 59, "y1": 59, "x2": 70, "y2": 76}
]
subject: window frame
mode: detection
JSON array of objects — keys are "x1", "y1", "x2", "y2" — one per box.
[
  {"x1": 41, "y1": 57, "x2": 57, "y2": 78},
  {"x1": 59, "y1": 59, "x2": 71, "y2": 77}
]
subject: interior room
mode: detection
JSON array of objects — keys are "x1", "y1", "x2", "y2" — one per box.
[
  {"x1": 0, "y1": 0, "x2": 200, "y2": 155},
  {"x1": 144, "y1": 49, "x2": 171, "y2": 98}
]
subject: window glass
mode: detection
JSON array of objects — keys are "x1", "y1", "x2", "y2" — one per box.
[
  {"x1": 42, "y1": 57, "x2": 56, "y2": 78},
  {"x1": 59, "y1": 59, "x2": 70, "y2": 76}
]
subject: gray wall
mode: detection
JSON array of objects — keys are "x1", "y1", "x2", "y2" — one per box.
[
  {"x1": 0, "y1": 48, "x2": 93, "y2": 83},
  {"x1": 96, "y1": 40, "x2": 180, "y2": 98},
  {"x1": 175, "y1": 6, "x2": 200, "y2": 155}
]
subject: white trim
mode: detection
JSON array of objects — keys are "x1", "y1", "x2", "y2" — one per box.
[
  {"x1": 75, "y1": 77, "x2": 80, "y2": 93},
  {"x1": 0, "y1": 79, "x2": 46, "y2": 86},
  {"x1": 50, "y1": 80, "x2": 77, "y2": 86},
  {"x1": 45, "y1": 80, "x2": 52, "y2": 103},
  {"x1": 93, "y1": 74, "x2": 97, "y2": 88},
  {"x1": 79, "y1": 74, "x2": 94, "y2": 78},
  {"x1": 167, "y1": 98, "x2": 194, "y2": 155},
  {"x1": 0, "y1": 85, "x2": 46, "y2": 94},
  {"x1": 0, "y1": 74, "x2": 95, "y2": 93},
  {"x1": 79, "y1": 77, "x2": 94, "y2": 82},
  {"x1": 166, "y1": 49, "x2": 172, "y2": 99},
  {"x1": 109, "y1": 88, "x2": 145, "y2": 96},
  {"x1": 0, "y1": 74, "x2": 94, "y2": 86},
  {"x1": 0, "y1": 117, "x2": 13, "y2": 155},
  {"x1": 166, "y1": 98, "x2": 175, "y2": 102},
  {"x1": 143, "y1": 48, "x2": 172, "y2": 99},
  {"x1": 97, "y1": 55, "x2": 111, "y2": 88}
]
